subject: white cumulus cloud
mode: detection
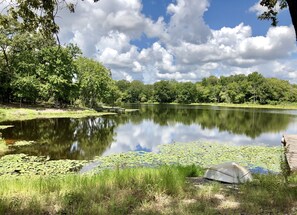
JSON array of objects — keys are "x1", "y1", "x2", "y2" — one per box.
[{"x1": 56, "y1": 0, "x2": 297, "y2": 83}]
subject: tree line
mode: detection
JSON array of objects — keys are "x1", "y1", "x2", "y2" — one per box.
[{"x1": 117, "y1": 73, "x2": 297, "y2": 105}]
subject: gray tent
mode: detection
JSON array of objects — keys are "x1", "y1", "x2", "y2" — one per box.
[{"x1": 204, "y1": 162, "x2": 253, "y2": 184}]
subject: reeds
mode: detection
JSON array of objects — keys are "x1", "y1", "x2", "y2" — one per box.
[{"x1": 0, "y1": 165, "x2": 203, "y2": 214}]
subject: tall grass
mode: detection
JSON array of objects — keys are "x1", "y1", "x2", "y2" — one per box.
[
  {"x1": 1, "y1": 165, "x2": 297, "y2": 214},
  {"x1": 0, "y1": 165, "x2": 203, "y2": 214},
  {"x1": 235, "y1": 173, "x2": 297, "y2": 214}
]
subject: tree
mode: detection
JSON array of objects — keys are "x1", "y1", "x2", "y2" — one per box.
[
  {"x1": 3, "y1": 0, "x2": 100, "y2": 41},
  {"x1": 176, "y1": 82, "x2": 197, "y2": 104},
  {"x1": 247, "y1": 72, "x2": 265, "y2": 103},
  {"x1": 126, "y1": 81, "x2": 145, "y2": 103},
  {"x1": 0, "y1": 14, "x2": 56, "y2": 103},
  {"x1": 153, "y1": 80, "x2": 176, "y2": 103},
  {"x1": 76, "y1": 57, "x2": 118, "y2": 108},
  {"x1": 36, "y1": 45, "x2": 79, "y2": 105},
  {"x1": 259, "y1": 0, "x2": 297, "y2": 40}
]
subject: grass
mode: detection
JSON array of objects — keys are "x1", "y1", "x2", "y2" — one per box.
[
  {"x1": 234, "y1": 173, "x2": 297, "y2": 214},
  {"x1": 140, "y1": 102, "x2": 297, "y2": 110},
  {"x1": 0, "y1": 165, "x2": 297, "y2": 214},
  {"x1": 0, "y1": 106, "x2": 115, "y2": 122},
  {"x1": 0, "y1": 125, "x2": 14, "y2": 130},
  {"x1": 0, "y1": 165, "x2": 204, "y2": 215},
  {"x1": 191, "y1": 102, "x2": 297, "y2": 110}
]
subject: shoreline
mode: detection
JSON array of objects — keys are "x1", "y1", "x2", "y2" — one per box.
[
  {"x1": 0, "y1": 140, "x2": 293, "y2": 214},
  {"x1": 0, "y1": 106, "x2": 117, "y2": 122},
  {"x1": 136, "y1": 102, "x2": 297, "y2": 110}
]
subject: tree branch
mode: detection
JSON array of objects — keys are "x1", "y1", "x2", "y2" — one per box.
[{"x1": 285, "y1": 0, "x2": 297, "y2": 40}]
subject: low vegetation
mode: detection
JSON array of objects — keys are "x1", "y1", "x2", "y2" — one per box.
[
  {"x1": 0, "y1": 140, "x2": 295, "y2": 214},
  {"x1": 0, "y1": 141, "x2": 282, "y2": 177},
  {"x1": 0, "y1": 165, "x2": 296, "y2": 214},
  {"x1": 0, "y1": 107, "x2": 114, "y2": 122},
  {"x1": 193, "y1": 102, "x2": 297, "y2": 110},
  {"x1": 90, "y1": 142, "x2": 282, "y2": 173},
  {"x1": 0, "y1": 154, "x2": 87, "y2": 177}
]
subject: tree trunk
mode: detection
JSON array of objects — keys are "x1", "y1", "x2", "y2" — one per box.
[{"x1": 286, "y1": 0, "x2": 297, "y2": 40}]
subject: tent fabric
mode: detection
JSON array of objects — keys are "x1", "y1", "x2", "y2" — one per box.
[{"x1": 204, "y1": 162, "x2": 253, "y2": 184}]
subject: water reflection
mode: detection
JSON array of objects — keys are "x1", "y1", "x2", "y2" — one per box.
[
  {"x1": 0, "y1": 104, "x2": 296, "y2": 159},
  {"x1": 1, "y1": 117, "x2": 117, "y2": 160},
  {"x1": 127, "y1": 105, "x2": 294, "y2": 138}
]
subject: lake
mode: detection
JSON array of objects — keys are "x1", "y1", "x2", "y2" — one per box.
[{"x1": 1, "y1": 104, "x2": 297, "y2": 160}]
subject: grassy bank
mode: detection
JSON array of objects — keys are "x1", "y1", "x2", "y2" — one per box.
[
  {"x1": 140, "y1": 102, "x2": 297, "y2": 110},
  {"x1": 0, "y1": 165, "x2": 296, "y2": 214},
  {"x1": 191, "y1": 102, "x2": 297, "y2": 110},
  {"x1": 0, "y1": 106, "x2": 115, "y2": 122}
]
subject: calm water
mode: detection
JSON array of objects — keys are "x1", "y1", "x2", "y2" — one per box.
[{"x1": 1, "y1": 104, "x2": 297, "y2": 160}]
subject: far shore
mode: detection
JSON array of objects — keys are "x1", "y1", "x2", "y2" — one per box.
[
  {"x1": 128, "y1": 102, "x2": 297, "y2": 110},
  {"x1": 191, "y1": 102, "x2": 297, "y2": 110},
  {"x1": 0, "y1": 102, "x2": 296, "y2": 122}
]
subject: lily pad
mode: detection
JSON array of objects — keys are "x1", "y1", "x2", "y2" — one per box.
[{"x1": 87, "y1": 141, "x2": 283, "y2": 174}]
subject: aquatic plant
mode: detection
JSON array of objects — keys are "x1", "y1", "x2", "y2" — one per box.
[
  {"x1": 0, "y1": 154, "x2": 87, "y2": 177},
  {"x1": 0, "y1": 140, "x2": 283, "y2": 177},
  {"x1": 89, "y1": 141, "x2": 283, "y2": 173}
]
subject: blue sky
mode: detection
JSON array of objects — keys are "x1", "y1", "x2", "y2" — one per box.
[
  {"x1": 138, "y1": 0, "x2": 292, "y2": 46},
  {"x1": 57, "y1": 0, "x2": 297, "y2": 83}
]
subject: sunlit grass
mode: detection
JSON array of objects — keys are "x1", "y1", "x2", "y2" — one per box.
[
  {"x1": 0, "y1": 107, "x2": 114, "y2": 122},
  {"x1": 0, "y1": 165, "x2": 204, "y2": 214},
  {"x1": 140, "y1": 102, "x2": 297, "y2": 109},
  {"x1": 0, "y1": 165, "x2": 297, "y2": 214},
  {"x1": 0, "y1": 125, "x2": 14, "y2": 130},
  {"x1": 190, "y1": 102, "x2": 297, "y2": 110}
]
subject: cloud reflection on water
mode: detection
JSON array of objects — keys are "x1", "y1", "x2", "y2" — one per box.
[{"x1": 103, "y1": 116, "x2": 297, "y2": 156}]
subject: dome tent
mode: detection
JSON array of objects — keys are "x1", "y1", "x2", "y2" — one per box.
[{"x1": 204, "y1": 162, "x2": 253, "y2": 184}]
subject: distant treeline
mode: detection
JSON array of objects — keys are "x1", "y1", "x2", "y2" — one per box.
[{"x1": 116, "y1": 73, "x2": 297, "y2": 105}]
